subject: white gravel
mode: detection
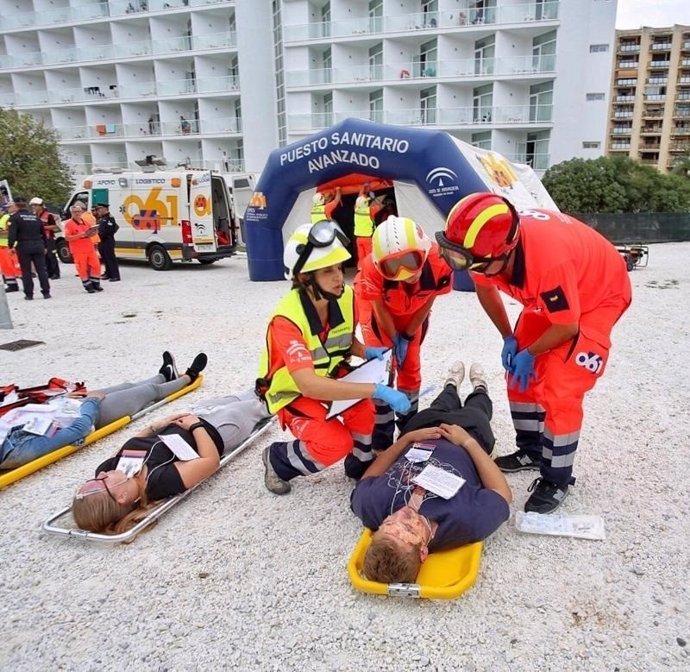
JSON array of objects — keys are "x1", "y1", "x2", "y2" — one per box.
[{"x1": 0, "y1": 243, "x2": 688, "y2": 671}]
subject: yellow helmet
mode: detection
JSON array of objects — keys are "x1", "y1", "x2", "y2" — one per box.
[{"x1": 283, "y1": 221, "x2": 351, "y2": 280}]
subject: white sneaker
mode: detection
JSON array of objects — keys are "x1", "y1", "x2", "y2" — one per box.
[
  {"x1": 444, "y1": 361, "x2": 465, "y2": 388},
  {"x1": 469, "y1": 363, "x2": 488, "y2": 392}
]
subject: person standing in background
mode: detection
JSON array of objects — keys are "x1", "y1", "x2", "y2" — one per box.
[
  {"x1": 95, "y1": 202, "x2": 120, "y2": 282},
  {"x1": 63, "y1": 203, "x2": 103, "y2": 294},
  {"x1": 310, "y1": 187, "x2": 342, "y2": 225},
  {"x1": 0, "y1": 205, "x2": 21, "y2": 293},
  {"x1": 29, "y1": 197, "x2": 60, "y2": 280},
  {"x1": 7, "y1": 197, "x2": 51, "y2": 300}
]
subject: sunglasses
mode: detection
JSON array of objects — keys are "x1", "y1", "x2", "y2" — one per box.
[
  {"x1": 75, "y1": 475, "x2": 127, "y2": 503},
  {"x1": 294, "y1": 220, "x2": 350, "y2": 275},
  {"x1": 378, "y1": 250, "x2": 425, "y2": 280},
  {"x1": 435, "y1": 232, "x2": 497, "y2": 273}
]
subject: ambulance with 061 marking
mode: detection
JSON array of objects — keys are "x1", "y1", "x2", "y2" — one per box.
[{"x1": 58, "y1": 169, "x2": 253, "y2": 270}]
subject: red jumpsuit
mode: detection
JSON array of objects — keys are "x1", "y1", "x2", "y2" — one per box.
[
  {"x1": 472, "y1": 209, "x2": 632, "y2": 486},
  {"x1": 355, "y1": 245, "x2": 452, "y2": 448},
  {"x1": 64, "y1": 218, "x2": 102, "y2": 291}
]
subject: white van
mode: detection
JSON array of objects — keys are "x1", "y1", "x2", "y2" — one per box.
[{"x1": 58, "y1": 169, "x2": 242, "y2": 270}]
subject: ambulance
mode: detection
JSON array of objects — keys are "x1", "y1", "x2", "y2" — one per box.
[{"x1": 57, "y1": 169, "x2": 241, "y2": 270}]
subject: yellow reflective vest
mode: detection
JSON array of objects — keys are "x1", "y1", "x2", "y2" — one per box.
[
  {"x1": 0, "y1": 214, "x2": 10, "y2": 248},
  {"x1": 310, "y1": 203, "x2": 327, "y2": 224},
  {"x1": 353, "y1": 196, "x2": 374, "y2": 238},
  {"x1": 257, "y1": 286, "x2": 355, "y2": 414}
]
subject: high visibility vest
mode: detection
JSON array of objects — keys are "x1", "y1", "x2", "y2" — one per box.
[
  {"x1": 353, "y1": 196, "x2": 374, "y2": 238},
  {"x1": 257, "y1": 287, "x2": 355, "y2": 414},
  {"x1": 310, "y1": 203, "x2": 326, "y2": 224},
  {"x1": 0, "y1": 214, "x2": 9, "y2": 247}
]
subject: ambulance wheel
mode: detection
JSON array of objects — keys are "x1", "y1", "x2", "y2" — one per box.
[
  {"x1": 197, "y1": 259, "x2": 217, "y2": 265},
  {"x1": 56, "y1": 239, "x2": 73, "y2": 264},
  {"x1": 148, "y1": 244, "x2": 172, "y2": 271}
]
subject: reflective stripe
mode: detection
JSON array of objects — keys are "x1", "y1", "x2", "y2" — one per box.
[
  {"x1": 542, "y1": 447, "x2": 576, "y2": 469},
  {"x1": 544, "y1": 428, "x2": 581, "y2": 447},
  {"x1": 463, "y1": 203, "x2": 510, "y2": 248},
  {"x1": 510, "y1": 401, "x2": 545, "y2": 414},
  {"x1": 351, "y1": 446, "x2": 374, "y2": 462},
  {"x1": 513, "y1": 418, "x2": 541, "y2": 431},
  {"x1": 351, "y1": 432, "x2": 372, "y2": 447},
  {"x1": 287, "y1": 440, "x2": 325, "y2": 475}
]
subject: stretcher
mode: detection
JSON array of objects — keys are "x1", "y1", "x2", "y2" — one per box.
[
  {"x1": 0, "y1": 375, "x2": 203, "y2": 490},
  {"x1": 42, "y1": 416, "x2": 275, "y2": 544},
  {"x1": 347, "y1": 528, "x2": 483, "y2": 600}
]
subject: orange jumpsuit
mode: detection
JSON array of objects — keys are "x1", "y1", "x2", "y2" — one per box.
[
  {"x1": 355, "y1": 245, "x2": 452, "y2": 448},
  {"x1": 63, "y1": 218, "x2": 102, "y2": 291},
  {"x1": 472, "y1": 210, "x2": 632, "y2": 486}
]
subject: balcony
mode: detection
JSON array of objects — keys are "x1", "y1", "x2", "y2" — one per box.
[
  {"x1": 619, "y1": 44, "x2": 640, "y2": 53},
  {"x1": 651, "y1": 42, "x2": 673, "y2": 50},
  {"x1": 644, "y1": 94, "x2": 666, "y2": 101},
  {"x1": 616, "y1": 95, "x2": 635, "y2": 102},
  {"x1": 675, "y1": 108, "x2": 690, "y2": 118},
  {"x1": 670, "y1": 142, "x2": 690, "y2": 152},
  {"x1": 618, "y1": 61, "x2": 639, "y2": 69},
  {"x1": 673, "y1": 128, "x2": 690, "y2": 135},
  {"x1": 642, "y1": 108, "x2": 665, "y2": 118},
  {"x1": 613, "y1": 111, "x2": 634, "y2": 119},
  {"x1": 609, "y1": 143, "x2": 631, "y2": 150},
  {"x1": 0, "y1": 31, "x2": 237, "y2": 71},
  {"x1": 640, "y1": 127, "x2": 662, "y2": 135},
  {"x1": 509, "y1": 153, "x2": 551, "y2": 171},
  {"x1": 612, "y1": 128, "x2": 633, "y2": 135},
  {"x1": 639, "y1": 144, "x2": 661, "y2": 152},
  {"x1": 2, "y1": 0, "x2": 230, "y2": 31},
  {"x1": 649, "y1": 60, "x2": 670, "y2": 69},
  {"x1": 282, "y1": 1, "x2": 559, "y2": 43}
]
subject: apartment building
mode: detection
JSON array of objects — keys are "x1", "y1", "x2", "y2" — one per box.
[
  {"x1": 0, "y1": 0, "x2": 617, "y2": 175},
  {"x1": 607, "y1": 24, "x2": 690, "y2": 173}
]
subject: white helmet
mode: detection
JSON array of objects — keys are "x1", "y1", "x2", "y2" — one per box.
[
  {"x1": 372, "y1": 215, "x2": 432, "y2": 281},
  {"x1": 312, "y1": 192, "x2": 325, "y2": 206},
  {"x1": 29, "y1": 197, "x2": 44, "y2": 206},
  {"x1": 283, "y1": 221, "x2": 351, "y2": 281}
]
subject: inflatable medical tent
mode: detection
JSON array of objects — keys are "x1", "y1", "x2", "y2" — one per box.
[{"x1": 244, "y1": 117, "x2": 557, "y2": 281}]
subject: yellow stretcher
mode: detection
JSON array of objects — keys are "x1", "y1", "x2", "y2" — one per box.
[
  {"x1": 42, "y1": 416, "x2": 275, "y2": 544},
  {"x1": 0, "y1": 375, "x2": 203, "y2": 490},
  {"x1": 347, "y1": 528, "x2": 483, "y2": 600}
]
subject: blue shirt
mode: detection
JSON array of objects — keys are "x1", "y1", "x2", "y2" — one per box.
[
  {"x1": 350, "y1": 439, "x2": 510, "y2": 551},
  {"x1": 0, "y1": 398, "x2": 100, "y2": 470}
]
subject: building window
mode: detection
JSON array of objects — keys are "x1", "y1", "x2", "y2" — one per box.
[
  {"x1": 589, "y1": 44, "x2": 609, "y2": 53},
  {"x1": 586, "y1": 93, "x2": 606, "y2": 101},
  {"x1": 582, "y1": 141, "x2": 601, "y2": 149}
]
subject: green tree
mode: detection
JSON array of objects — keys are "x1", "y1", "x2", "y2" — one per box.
[
  {"x1": 542, "y1": 156, "x2": 690, "y2": 213},
  {"x1": 0, "y1": 108, "x2": 73, "y2": 206}
]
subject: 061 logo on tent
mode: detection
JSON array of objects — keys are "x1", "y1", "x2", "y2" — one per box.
[{"x1": 575, "y1": 351, "x2": 603, "y2": 374}]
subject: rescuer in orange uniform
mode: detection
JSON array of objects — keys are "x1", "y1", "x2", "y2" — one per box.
[
  {"x1": 256, "y1": 220, "x2": 411, "y2": 495},
  {"x1": 63, "y1": 203, "x2": 103, "y2": 294},
  {"x1": 436, "y1": 193, "x2": 632, "y2": 513},
  {"x1": 355, "y1": 216, "x2": 453, "y2": 450}
]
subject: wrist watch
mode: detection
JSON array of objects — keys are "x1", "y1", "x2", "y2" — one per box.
[{"x1": 188, "y1": 422, "x2": 206, "y2": 433}]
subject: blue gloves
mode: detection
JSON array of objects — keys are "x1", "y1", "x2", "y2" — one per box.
[
  {"x1": 364, "y1": 347, "x2": 388, "y2": 361},
  {"x1": 392, "y1": 332, "x2": 412, "y2": 366},
  {"x1": 501, "y1": 335, "x2": 518, "y2": 373},
  {"x1": 373, "y1": 383, "x2": 411, "y2": 414},
  {"x1": 508, "y1": 349, "x2": 536, "y2": 392}
]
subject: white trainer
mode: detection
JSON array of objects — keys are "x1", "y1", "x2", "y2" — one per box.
[
  {"x1": 469, "y1": 363, "x2": 488, "y2": 392},
  {"x1": 444, "y1": 361, "x2": 465, "y2": 388}
]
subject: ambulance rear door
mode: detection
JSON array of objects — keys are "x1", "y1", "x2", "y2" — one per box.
[{"x1": 189, "y1": 171, "x2": 217, "y2": 253}]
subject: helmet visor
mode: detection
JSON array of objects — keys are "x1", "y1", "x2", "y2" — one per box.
[
  {"x1": 436, "y1": 231, "x2": 495, "y2": 272},
  {"x1": 378, "y1": 250, "x2": 425, "y2": 280},
  {"x1": 309, "y1": 219, "x2": 350, "y2": 248}
]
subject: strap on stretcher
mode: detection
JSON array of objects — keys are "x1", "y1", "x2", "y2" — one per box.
[{"x1": 41, "y1": 416, "x2": 276, "y2": 544}]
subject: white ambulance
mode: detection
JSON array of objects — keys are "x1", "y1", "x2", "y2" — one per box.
[{"x1": 57, "y1": 169, "x2": 241, "y2": 270}]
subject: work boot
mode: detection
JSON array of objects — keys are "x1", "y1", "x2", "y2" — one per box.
[
  {"x1": 494, "y1": 448, "x2": 540, "y2": 473},
  {"x1": 24, "y1": 295, "x2": 34, "y2": 301},
  {"x1": 524, "y1": 477, "x2": 569, "y2": 514},
  {"x1": 42, "y1": 293, "x2": 52, "y2": 300},
  {"x1": 469, "y1": 363, "x2": 488, "y2": 392},
  {"x1": 4, "y1": 284, "x2": 19, "y2": 293},
  {"x1": 444, "y1": 361, "x2": 465, "y2": 388},
  {"x1": 262, "y1": 445, "x2": 291, "y2": 495}
]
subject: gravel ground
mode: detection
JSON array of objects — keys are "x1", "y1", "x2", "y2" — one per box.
[{"x1": 0, "y1": 243, "x2": 688, "y2": 671}]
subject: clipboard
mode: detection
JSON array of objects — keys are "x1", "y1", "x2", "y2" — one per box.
[{"x1": 326, "y1": 350, "x2": 392, "y2": 420}]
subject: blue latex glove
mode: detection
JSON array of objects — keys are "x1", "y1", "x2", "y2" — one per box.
[
  {"x1": 392, "y1": 333, "x2": 410, "y2": 366},
  {"x1": 501, "y1": 335, "x2": 518, "y2": 373},
  {"x1": 364, "y1": 347, "x2": 387, "y2": 361},
  {"x1": 373, "y1": 383, "x2": 411, "y2": 414},
  {"x1": 508, "y1": 349, "x2": 536, "y2": 393}
]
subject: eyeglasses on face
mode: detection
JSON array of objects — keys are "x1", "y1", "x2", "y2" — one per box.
[{"x1": 76, "y1": 474, "x2": 127, "y2": 503}]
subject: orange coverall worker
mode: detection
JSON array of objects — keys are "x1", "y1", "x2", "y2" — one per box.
[
  {"x1": 0, "y1": 213, "x2": 20, "y2": 291},
  {"x1": 257, "y1": 286, "x2": 375, "y2": 481},
  {"x1": 63, "y1": 218, "x2": 102, "y2": 292},
  {"x1": 472, "y1": 210, "x2": 632, "y2": 486},
  {"x1": 354, "y1": 245, "x2": 452, "y2": 449}
]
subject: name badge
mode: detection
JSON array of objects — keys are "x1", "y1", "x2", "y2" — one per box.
[
  {"x1": 406, "y1": 442, "x2": 435, "y2": 463},
  {"x1": 116, "y1": 449, "x2": 146, "y2": 477},
  {"x1": 412, "y1": 464, "x2": 466, "y2": 499}
]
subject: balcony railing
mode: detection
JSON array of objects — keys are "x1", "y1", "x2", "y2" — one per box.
[
  {"x1": 610, "y1": 143, "x2": 631, "y2": 150},
  {"x1": 56, "y1": 117, "x2": 242, "y2": 141},
  {"x1": 0, "y1": 31, "x2": 236, "y2": 70},
  {"x1": 2, "y1": 0, "x2": 229, "y2": 31},
  {"x1": 651, "y1": 42, "x2": 673, "y2": 50},
  {"x1": 509, "y1": 153, "x2": 550, "y2": 171},
  {"x1": 616, "y1": 95, "x2": 635, "y2": 102},
  {"x1": 283, "y1": 1, "x2": 559, "y2": 42},
  {"x1": 284, "y1": 55, "x2": 556, "y2": 88},
  {"x1": 618, "y1": 61, "x2": 639, "y2": 68},
  {"x1": 649, "y1": 61, "x2": 670, "y2": 68},
  {"x1": 619, "y1": 44, "x2": 640, "y2": 52},
  {"x1": 612, "y1": 128, "x2": 632, "y2": 135},
  {"x1": 645, "y1": 94, "x2": 666, "y2": 101},
  {"x1": 613, "y1": 112, "x2": 634, "y2": 118}
]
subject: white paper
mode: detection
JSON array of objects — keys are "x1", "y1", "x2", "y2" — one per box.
[
  {"x1": 116, "y1": 451, "x2": 146, "y2": 478},
  {"x1": 326, "y1": 350, "x2": 392, "y2": 420},
  {"x1": 514, "y1": 511, "x2": 606, "y2": 541},
  {"x1": 405, "y1": 442, "x2": 435, "y2": 463},
  {"x1": 158, "y1": 433, "x2": 199, "y2": 461},
  {"x1": 412, "y1": 464, "x2": 466, "y2": 499},
  {"x1": 21, "y1": 416, "x2": 54, "y2": 436}
]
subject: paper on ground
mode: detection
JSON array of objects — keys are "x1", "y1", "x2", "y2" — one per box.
[{"x1": 515, "y1": 511, "x2": 606, "y2": 541}]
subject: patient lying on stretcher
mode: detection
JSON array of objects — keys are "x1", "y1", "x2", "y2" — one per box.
[
  {"x1": 0, "y1": 352, "x2": 206, "y2": 472},
  {"x1": 72, "y1": 388, "x2": 271, "y2": 534}
]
